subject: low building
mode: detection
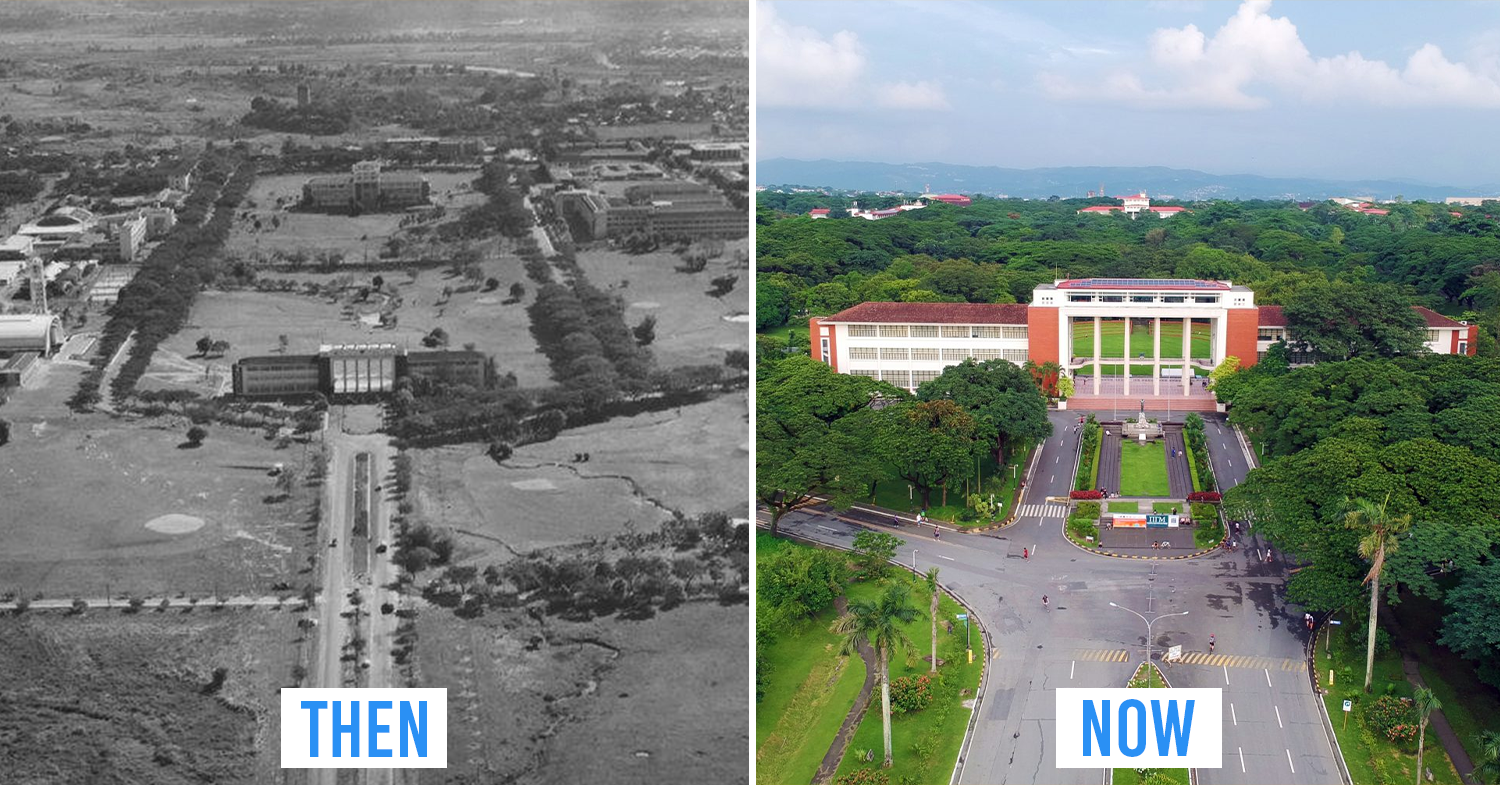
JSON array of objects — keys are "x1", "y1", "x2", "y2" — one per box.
[
  {"x1": 687, "y1": 142, "x2": 747, "y2": 162},
  {"x1": 923, "y1": 193, "x2": 972, "y2": 207},
  {"x1": 1445, "y1": 196, "x2": 1500, "y2": 206},
  {"x1": 0, "y1": 351, "x2": 41, "y2": 388},
  {"x1": 0, "y1": 235, "x2": 36, "y2": 262},
  {"x1": 0, "y1": 313, "x2": 65, "y2": 358},
  {"x1": 232, "y1": 344, "x2": 488, "y2": 397},
  {"x1": 1077, "y1": 193, "x2": 1188, "y2": 218},
  {"x1": 16, "y1": 207, "x2": 96, "y2": 250},
  {"x1": 303, "y1": 161, "x2": 431, "y2": 211},
  {"x1": 555, "y1": 184, "x2": 744, "y2": 241},
  {"x1": 808, "y1": 208, "x2": 831, "y2": 219}
]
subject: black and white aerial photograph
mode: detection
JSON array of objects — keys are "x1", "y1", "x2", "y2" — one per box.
[{"x1": 0, "y1": 2, "x2": 749, "y2": 783}]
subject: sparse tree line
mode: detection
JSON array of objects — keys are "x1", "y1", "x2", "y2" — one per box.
[
  {"x1": 68, "y1": 151, "x2": 255, "y2": 411},
  {"x1": 420, "y1": 511, "x2": 748, "y2": 621}
]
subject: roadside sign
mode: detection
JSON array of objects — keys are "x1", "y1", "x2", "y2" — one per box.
[
  {"x1": 1166, "y1": 645, "x2": 1182, "y2": 662},
  {"x1": 1329, "y1": 620, "x2": 1342, "y2": 625},
  {"x1": 955, "y1": 613, "x2": 968, "y2": 621},
  {"x1": 1342, "y1": 700, "x2": 1352, "y2": 713}
]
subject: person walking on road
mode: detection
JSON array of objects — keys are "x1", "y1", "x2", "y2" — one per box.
[
  {"x1": 933, "y1": 522, "x2": 940, "y2": 539},
  {"x1": 1022, "y1": 547, "x2": 1029, "y2": 560},
  {"x1": 1209, "y1": 634, "x2": 1216, "y2": 653},
  {"x1": 1042, "y1": 595, "x2": 1049, "y2": 610}
]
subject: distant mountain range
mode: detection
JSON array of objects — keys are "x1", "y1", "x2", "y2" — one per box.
[{"x1": 756, "y1": 159, "x2": 1500, "y2": 202}]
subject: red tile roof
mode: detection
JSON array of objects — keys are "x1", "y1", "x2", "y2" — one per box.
[
  {"x1": 1077, "y1": 205, "x2": 1120, "y2": 213},
  {"x1": 1149, "y1": 206, "x2": 1187, "y2": 212},
  {"x1": 808, "y1": 208, "x2": 830, "y2": 215},
  {"x1": 1415, "y1": 306, "x2": 1465, "y2": 328},
  {"x1": 1261, "y1": 304, "x2": 1464, "y2": 329},
  {"x1": 823, "y1": 301, "x2": 1029, "y2": 325},
  {"x1": 930, "y1": 194, "x2": 972, "y2": 206}
]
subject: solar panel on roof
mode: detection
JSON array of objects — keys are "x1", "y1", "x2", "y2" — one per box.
[{"x1": 1060, "y1": 278, "x2": 1228, "y2": 290}]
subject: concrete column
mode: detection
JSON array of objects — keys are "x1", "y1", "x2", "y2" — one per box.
[
  {"x1": 1123, "y1": 317, "x2": 1131, "y2": 395},
  {"x1": 1153, "y1": 316, "x2": 1162, "y2": 396},
  {"x1": 1093, "y1": 316, "x2": 1102, "y2": 395},
  {"x1": 1182, "y1": 317, "x2": 1192, "y2": 396}
]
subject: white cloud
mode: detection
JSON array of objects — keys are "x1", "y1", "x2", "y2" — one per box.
[
  {"x1": 756, "y1": 1, "x2": 950, "y2": 111},
  {"x1": 1040, "y1": 0, "x2": 1500, "y2": 110}
]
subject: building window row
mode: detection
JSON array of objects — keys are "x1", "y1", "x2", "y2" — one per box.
[
  {"x1": 1067, "y1": 294, "x2": 1217, "y2": 304},
  {"x1": 843, "y1": 324, "x2": 1029, "y2": 339}
]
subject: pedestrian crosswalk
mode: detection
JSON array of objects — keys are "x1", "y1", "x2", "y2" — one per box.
[
  {"x1": 1017, "y1": 503, "x2": 1067, "y2": 519},
  {"x1": 1071, "y1": 649, "x2": 1131, "y2": 662},
  {"x1": 1173, "y1": 652, "x2": 1307, "y2": 672}
]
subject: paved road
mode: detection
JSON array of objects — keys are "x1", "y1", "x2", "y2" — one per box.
[{"x1": 768, "y1": 409, "x2": 1339, "y2": 785}]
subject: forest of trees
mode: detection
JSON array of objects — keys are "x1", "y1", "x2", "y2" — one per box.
[{"x1": 755, "y1": 193, "x2": 1500, "y2": 359}]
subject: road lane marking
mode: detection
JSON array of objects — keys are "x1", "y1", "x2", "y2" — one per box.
[
  {"x1": 1230, "y1": 703, "x2": 1236, "y2": 725},
  {"x1": 1049, "y1": 474, "x2": 1055, "y2": 483},
  {"x1": 939, "y1": 555, "x2": 955, "y2": 560},
  {"x1": 1275, "y1": 705, "x2": 1283, "y2": 728},
  {"x1": 816, "y1": 525, "x2": 838, "y2": 533},
  {"x1": 1286, "y1": 749, "x2": 1296, "y2": 774},
  {"x1": 1265, "y1": 668, "x2": 1273, "y2": 687},
  {"x1": 1224, "y1": 665, "x2": 1230, "y2": 684},
  {"x1": 1071, "y1": 661, "x2": 1075, "y2": 679},
  {"x1": 1239, "y1": 747, "x2": 1246, "y2": 773}
]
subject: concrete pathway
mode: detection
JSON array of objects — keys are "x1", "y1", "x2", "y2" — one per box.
[
  {"x1": 1402, "y1": 655, "x2": 1477, "y2": 783},
  {"x1": 1097, "y1": 426, "x2": 1122, "y2": 493},
  {"x1": 813, "y1": 595, "x2": 879, "y2": 784},
  {"x1": 1164, "y1": 428, "x2": 1194, "y2": 498}
]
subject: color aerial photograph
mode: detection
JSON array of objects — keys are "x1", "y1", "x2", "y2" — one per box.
[
  {"x1": 754, "y1": 2, "x2": 1500, "y2": 785},
  {"x1": 0, "y1": 2, "x2": 749, "y2": 783}
]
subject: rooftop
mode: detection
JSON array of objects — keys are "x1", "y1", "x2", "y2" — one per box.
[
  {"x1": 821, "y1": 301, "x2": 1029, "y2": 325},
  {"x1": 1258, "y1": 305, "x2": 1466, "y2": 330},
  {"x1": 1053, "y1": 278, "x2": 1232, "y2": 291}
]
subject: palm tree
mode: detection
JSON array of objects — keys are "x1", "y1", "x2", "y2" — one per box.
[
  {"x1": 1345, "y1": 493, "x2": 1412, "y2": 692},
  {"x1": 832, "y1": 581, "x2": 919, "y2": 768},
  {"x1": 1473, "y1": 730, "x2": 1500, "y2": 785},
  {"x1": 1413, "y1": 687, "x2": 1441, "y2": 785},
  {"x1": 925, "y1": 567, "x2": 940, "y2": 673}
]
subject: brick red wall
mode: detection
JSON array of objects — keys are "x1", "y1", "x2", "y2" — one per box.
[
  {"x1": 1452, "y1": 328, "x2": 1461, "y2": 354},
  {"x1": 1225, "y1": 308, "x2": 1259, "y2": 368},
  {"x1": 808, "y1": 317, "x2": 822, "y2": 361},
  {"x1": 1468, "y1": 324, "x2": 1479, "y2": 355},
  {"x1": 1027, "y1": 306, "x2": 1059, "y2": 365}
]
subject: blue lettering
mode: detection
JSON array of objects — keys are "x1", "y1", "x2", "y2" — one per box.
[
  {"x1": 401, "y1": 701, "x2": 428, "y2": 758},
  {"x1": 333, "y1": 701, "x2": 359, "y2": 757},
  {"x1": 1152, "y1": 699, "x2": 1195, "y2": 756},
  {"x1": 1083, "y1": 700, "x2": 1110, "y2": 756},
  {"x1": 1119, "y1": 699, "x2": 1146, "y2": 757},
  {"x1": 301, "y1": 701, "x2": 327, "y2": 757},
  {"x1": 369, "y1": 700, "x2": 393, "y2": 758}
]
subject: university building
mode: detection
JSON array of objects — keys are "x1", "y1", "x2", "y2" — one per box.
[
  {"x1": 809, "y1": 279, "x2": 1478, "y2": 397},
  {"x1": 232, "y1": 344, "x2": 486, "y2": 397},
  {"x1": 302, "y1": 162, "x2": 430, "y2": 211}
]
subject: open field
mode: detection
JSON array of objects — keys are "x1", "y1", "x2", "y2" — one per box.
[
  {"x1": 755, "y1": 533, "x2": 867, "y2": 785},
  {"x1": 145, "y1": 255, "x2": 551, "y2": 393},
  {"x1": 0, "y1": 411, "x2": 318, "y2": 599},
  {"x1": 573, "y1": 241, "x2": 748, "y2": 370},
  {"x1": 223, "y1": 171, "x2": 485, "y2": 261},
  {"x1": 1117, "y1": 441, "x2": 1171, "y2": 497},
  {"x1": 868, "y1": 444, "x2": 1027, "y2": 525},
  {"x1": 0, "y1": 609, "x2": 302, "y2": 784},
  {"x1": 1071, "y1": 320, "x2": 1212, "y2": 361}
]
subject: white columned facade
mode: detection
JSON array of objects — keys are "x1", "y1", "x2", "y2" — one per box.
[
  {"x1": 1122, "y1": 317, "x2": 1131, "y2": 395},
  {"x1": 1093, "y1": 316, "x2": 1102, "y2": 394},
  {"x1": 1182, "y1": 317, "x2": 1191, "y2": 396},
  {"x1": 1153, "y1": 316, "x2": 1162, "y2": 396}
]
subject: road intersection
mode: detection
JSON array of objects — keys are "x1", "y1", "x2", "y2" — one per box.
[{"x1": 765, "y1": 409, "x2": 1343, "y2": 785}]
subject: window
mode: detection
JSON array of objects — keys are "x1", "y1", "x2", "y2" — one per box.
[
  {"x1": 1131, "y1": 295, "x2": 1155, "y2": 303},
  {"x1": 880, "y1": 369, "x2": 910, "y2": 386},
  {"x1": 1003, "y1": 348, "x2": 1028, "y2": 362},
  {"x1": 880, "y1": 348, "x2": 909, "y2": 360},
  {"x1": 847, "y1": 325, "x2": 877, "y2": 337},
  {"x1": 1002, "y1": 326, "x2": 1028, "y2": 340},
  {"x1": 911, "y1": 325, "x2": 939, "y2": 338},
  {"x1": 972, "y1": 326, "x2": 1004, "y2": 339},
  {"x1": 1459, "y1": 342, "x2": 1469, "y2": 354},
  {"x1": 941, "y1": 326, "x2": 969, "y2": 338},
  {"x1": 1258, "y1": 329, "x2": 1282, "y2": 342},
  {"x1": 910, "y1": 348, "x2": 939, "y2": 361},
  {"x1": 1101, "y1": 295, "x2": 1124, "y2": 303},
  {"x1": 879, "y1": 325, "x2": 908, "y2": 338},
  {"x1": 910, "y1": 370, "x2": 941, "y2": 385},
  {"x1": 1426, "y1": 329, "x2": 1441, "y2": 342},
  {"x1": 820, "y1": 337, "x2": 830, "y2": 364},
  {"x1": 942, "y1": 348, "x2": 971, "y2": 361},
  {"x1": 1162, "y1": 295, "x2": 1185, "y2": 304},
  {"x1": 848, "y1": 368, "x2": 878, "y2": 378},
  {"x1": 1193, "y1": 295, "x2": 1219, "y2": 304},
  {"x1": 848, "y1": 347, "x2": 878, "y2": 360},
  {"x1": 972, "y1": 349, "x2": 1003, "y2": 360},
  {"x1": 1069, "y1": 294, "x2": 1094, "y2": 303}
]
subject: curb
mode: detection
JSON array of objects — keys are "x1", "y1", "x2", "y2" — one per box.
[{"x1": 1307, "y1": 618, "x2": 1355, "y2": 785}]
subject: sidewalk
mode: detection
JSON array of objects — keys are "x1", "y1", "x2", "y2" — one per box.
[{"x1": 1402, "y1": 655, "x2": 1476, "y2": 783}]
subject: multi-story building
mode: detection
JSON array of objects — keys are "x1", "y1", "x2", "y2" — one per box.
[
  {"x1": 810, "y1": 279, "x2": 1478, "y2": 395},
  {"x1": 554, "y1": 184, "x2": 745, "y2": 241},
  {"x1": 232, "y1": 344, "x2": 487, "y2": 397},
  {"x1": 302, "y1": 162, "x2": 431, "y2": 211}
]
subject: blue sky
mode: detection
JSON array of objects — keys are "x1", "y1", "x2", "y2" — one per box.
[{"x1": 756, "y1": 1, "x2": 1500, "y2": 185}]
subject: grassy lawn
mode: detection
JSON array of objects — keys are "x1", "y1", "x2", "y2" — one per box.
[
  {"x1": 833, "y1": 572, "x2": 984, "y2": 785},
  {"x1": 1110, "y1": 501, "x2": 1140, "y2": 513},
  {"x1": 1314, "y1": 621, "x2": 1465, "y2": 785},
  {"x1": 1114, "y1": 662, "x2": 1190, "y2": 785},
  {"x1": 756, "y1": 534, "x2": 869, "y2": 785},
  {"x1": 758, "y1": 322, "x2": 807, "y2": 344},
  {"x1": 1152, "y1": 502, "x2": 1179, "y2": 514},
  {"x1": 1118, "y1": 441, "x2": 1171, "y2": 497},
  {"x1": 868, "y1": 445, "x2": 1028, "y2": 526},
  {"x1": 1071, "y1": 320, "x2": 1211, "y2": 361},
  {"x1": 1389, "y1": 591, "x2": 1500, "y2": 771},
  {"x1": 1074, "y1": 363, "x2": 1174, "y2": 378}
]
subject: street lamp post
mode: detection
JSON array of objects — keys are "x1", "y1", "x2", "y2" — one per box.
[
  {"x1": 912, "y1": 550, "x2": 918, "y2": 573},
  {"x1": 1109, "y1": 602, "x2": 1189, "y2": 685}
]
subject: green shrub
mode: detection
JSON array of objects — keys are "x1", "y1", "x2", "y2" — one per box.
[
  {"x1": 1076, "y1": 501, "x2": 1102, "y2": 519},
  {"x1": 889, "y1": 674, "x2": 934, "y2": 714},
  {"x1": 1364, "y1": 695, "x2": 1419, "y2": 744},
  {"x1": 834, "y1": 768, "x2": 891, "y2": 785},
  {"x1": 1067, "y1": 516, "x2": 1099, "y2": 546}
]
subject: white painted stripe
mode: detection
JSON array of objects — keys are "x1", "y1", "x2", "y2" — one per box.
[
  {"x1": 939, "y1": 555, "x2": 955, "y2": 561},
  {"x1": 1071, "y1": 660, "x2": 1075, "y2": 680},
  {"x1": 817, "y1": 525, "x2": 838, "y2": 533},
  {"x1": 1230, "y1": 703, "x2": 1237, "y2": 726},
  {"x1": 1275, "y1": 705, "x2": 1283, "y2": 728},
  {"x1": 1265, "y1": 668, "x2": 1273, "y2": 687},
  {"x1": 1286, "y1": 748, "x2": 1296, "y2": 774},
  {"x1": 1239, "y1": 747, "x2": 1246, "y2": 773},
  {"x1": 1224, "y1": 665, "x2": 1230, "y2": 684}
]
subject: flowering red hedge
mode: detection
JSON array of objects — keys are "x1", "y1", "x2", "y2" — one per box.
[
  {"x1": 1187, "y1": 491, "x2": 1222, "y2": 502},
  {"x1": 1070, "y1": 490, "x2": 1104, "y2": 500}
]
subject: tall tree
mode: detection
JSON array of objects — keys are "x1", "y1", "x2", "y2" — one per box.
[
  {"x1": 925, "y1": 567, "x2": 940, "y2": 673},
  {"x1": 866, "y1": 399, "x2": 981, "y2": 509},
  {"x1": 1414, "y1": 687, "x2": 1441, "y2": 785},
  {"x1": 1473, "y1": 730, "x2": 1500, "y2": 785},
  {"x1": 1282, "y1": 280, "x2": 1426, "y2": 360},
  {"x1": 917, "y1": 358, "x2": 1052, "y2": 463},
  {"x1": 1346, "y1": 494, "x2": 1412, "y2": 693},
  {"x1": 831, "y1": 582, "x2": 919, "y2": 768}
]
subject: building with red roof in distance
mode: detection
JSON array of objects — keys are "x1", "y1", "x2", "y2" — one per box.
[
  {"x1": 1076, "y1": 192, "x2": 1189, "y2": 219},
  {"x1": 925, "y1": 194, "x2": 972, "y2": 207},
  {"x1": 808, "y1": 208, "x2": 831, "y2": 219}
]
